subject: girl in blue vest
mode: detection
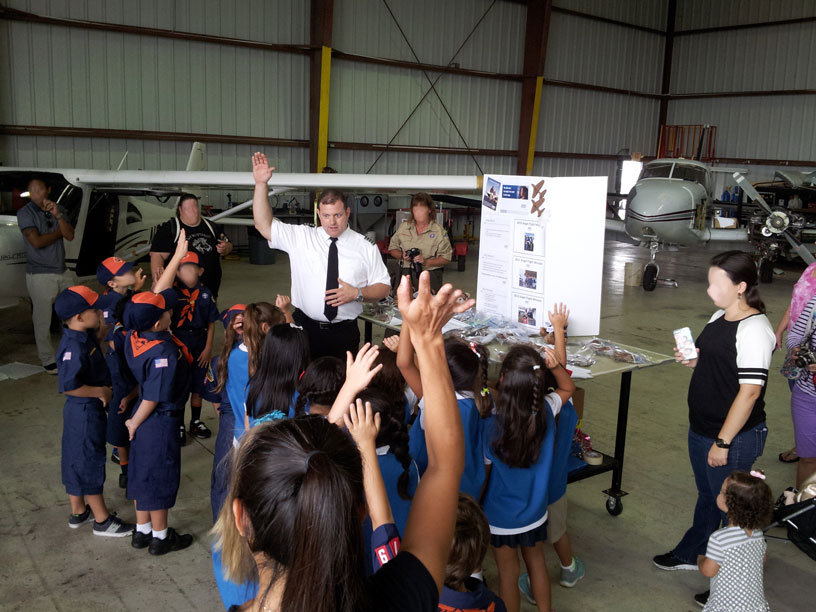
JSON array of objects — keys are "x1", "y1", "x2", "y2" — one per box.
[
  {"x1": 482, "y1": 344, "x2": 575, "y2": 612},
  {"x1": 404, "y1": 335, "x2": 491, "y2": 499},
  {"x1": 245, "y1": 323, "x2": 310, "y2": 426}
]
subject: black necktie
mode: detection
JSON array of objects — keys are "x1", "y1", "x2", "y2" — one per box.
[{"x1": 324, "y1": 237, "x2": 339, "y2": 321}]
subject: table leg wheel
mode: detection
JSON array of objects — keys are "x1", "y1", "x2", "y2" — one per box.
[{"x1": 606, "y1": 496, "x2": 623, "y2": 516}]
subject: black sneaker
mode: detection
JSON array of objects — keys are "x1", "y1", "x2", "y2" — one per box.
[
  {"x1": 148, "y1": 527, "x2": 194, "y2": 556},
  {"x1": 93, "y1": 513, "x2": 135, "y2": 538},
  {"x1": 68, "y1": 504, "x2": 92, "y2": 528},
  {"x1": 111, "y1": 447, "x2": 120, "y2": 464},
  {"x1": 652, "y1": 551, "x2": 697, "y2": 571},
  {"x1": 132, "y1": 530, "x2": 152, "y2": 549},
  {"x1": 179, "y1": 424, "x2": 187, "y2": 446},
  {"x1": 43, "y1": 363, "x2": 58, "y2": 375},
  {"x1": 119, "y1": 473, "x2": 128, "y2": 489},
  {"x1": 190, "y1": 419, "x2": 212, "y2": 439},
  {"x1": 694, "y1": 590, "x2": 709, "y2": 607}
]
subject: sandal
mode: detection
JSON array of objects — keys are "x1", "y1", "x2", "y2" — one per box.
[{"x1": 779, "y1": 447, "x2": 800, "y2": 463}]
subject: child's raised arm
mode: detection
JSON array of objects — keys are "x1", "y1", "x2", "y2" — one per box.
[
  {"x1": 394, "y1": 323, "x2": 423, "y2": 400},
  {"x1": 344, "y1": 399, "x2": 394, "y2": 530},
  {"x1": 543, "y1": 346, "x2": 575, "y2": 407},
  {"x1": 398, "y1": 273, "x2": 475, "y2": 594},
  {"x1": 547, "y1": 302, "x2": 569, "y2": 367},
  {"x1": 153, "y1": 230, "x2": 188, "y2": 293}
]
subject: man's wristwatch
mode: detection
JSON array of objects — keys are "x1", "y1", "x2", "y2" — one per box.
[
  {"x1": 715, "y1": 438, "x2": 731, "y2": 449},
  {"x1": 355, "y1": 287, "x2": 364, "y2": 303}
]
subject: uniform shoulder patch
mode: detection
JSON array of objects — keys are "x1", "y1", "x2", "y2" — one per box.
[
  {"x1": 62, "y1": 351, "x2": 72, "y2": 361},
  {"x1": 154, "y1": 357, "x2": 169, "y2": 368}
]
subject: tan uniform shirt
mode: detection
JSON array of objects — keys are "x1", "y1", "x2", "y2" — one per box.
[{"x1": 389, "y1": 220, "x2": 452, "y2": 271}]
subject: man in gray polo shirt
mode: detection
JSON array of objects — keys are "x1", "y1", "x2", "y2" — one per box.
[{"x1": 17, "y1": 177, "x2": 75, "y2": 372}]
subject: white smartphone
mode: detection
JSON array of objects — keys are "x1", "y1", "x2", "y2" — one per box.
[{"x1": 673, "y1": 327, "x2": 698, "y2": 360}]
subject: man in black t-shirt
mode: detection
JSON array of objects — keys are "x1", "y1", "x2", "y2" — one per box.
[{"x1": 149, "y1": 194, "x2": 231, "y2": 297}]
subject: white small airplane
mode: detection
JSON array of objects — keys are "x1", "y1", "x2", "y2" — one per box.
[
  {"x1": 606, "y1": 157, "x2": 816, "y2": 290},
  {"x1": 0, "y1": 143, "x2": 479, "y2": 308}
]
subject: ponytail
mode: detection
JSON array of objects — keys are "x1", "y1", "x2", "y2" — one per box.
[
  {"x1": 212, "y1": 417, "x2": 368, "y2": 612},
  {"x1": 215, "y1": 320, "x2": 240, "y2": 394},
  {"x1": 242, "y1": 302, "x2": 286, "y2": 376}
]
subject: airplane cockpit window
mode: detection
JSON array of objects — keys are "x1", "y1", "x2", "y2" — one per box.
[
  {"x1": 671, "y1": 165, "x2": 707, "y2": 185},
  {"x1": 640, "y1": 164, "x2": 673, "y2": 179},
  {"x1": 126, "y1": 202, "x2": 143, "y2": 224},
  {"x1": 0, "y1": 172, "x2": 82, "y2": 222}
]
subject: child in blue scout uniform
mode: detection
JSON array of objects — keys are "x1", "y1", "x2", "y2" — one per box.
[
  {"x1": 203, "y1": 303, "x2": 245, "y2": 524},
  {"x1": 96, "y1": 256, "x2": 146, "y2": 488},
  {"x1": 402, "y1": 335, "x2": 491, "y2": 499},
  {"x1": 172, "y1": 250, "x2": 219, "y2": 444},
  {"x1": 55, "y1": 285, "x2": 135, "y2": 538},
  {"x1": 482, "y1": 344, "x2": 575, "y2": 612},
  {"x1": 123, "y1": 288, "x2": 194, "y2": 556}
]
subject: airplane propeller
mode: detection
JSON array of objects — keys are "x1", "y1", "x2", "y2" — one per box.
[{"x1": 733, "y1": 172, "x2": 815, "y2": 265}]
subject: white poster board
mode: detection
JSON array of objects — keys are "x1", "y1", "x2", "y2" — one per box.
[{"x1": 476, "y1": 175, "x2": 606, "y2": 336}]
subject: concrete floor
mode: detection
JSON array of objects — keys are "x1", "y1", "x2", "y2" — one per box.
[{"x1": 1, "y1": 242, "x2": 813, "y2": 612}]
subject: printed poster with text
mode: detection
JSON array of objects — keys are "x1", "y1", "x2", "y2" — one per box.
[{"x1": 476, "y1": 174, "x2": 606, "y2": 336}]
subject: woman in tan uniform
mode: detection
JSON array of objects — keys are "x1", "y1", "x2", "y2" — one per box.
[{"x1": 388, "y1": 192, "x2": 452, "y2": 293}]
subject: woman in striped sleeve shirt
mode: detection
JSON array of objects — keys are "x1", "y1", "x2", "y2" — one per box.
[
  {"x1": 654, "y1": 251, "x2": 774, "y2": 583},
  {"x1": 785, "y1": 295, "x2": 816, "y2": 488}
]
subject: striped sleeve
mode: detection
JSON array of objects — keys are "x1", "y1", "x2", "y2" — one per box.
[
  {"x1": 735, "y1": 315, "x2": 774, "y2": 386},
  {"x1": 787, "y1": 296, "x2": 816, "y2": 351},
  {"x1": 705, "y1": 530, "x2": 727, "y2": 564}
]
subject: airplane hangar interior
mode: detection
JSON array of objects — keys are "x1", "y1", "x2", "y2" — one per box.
[{"x1": 1, "y1": 1, "x2": 816, "y2": 611}]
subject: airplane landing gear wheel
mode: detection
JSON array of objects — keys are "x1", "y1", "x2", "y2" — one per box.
[
  {"x1": 642, "y1": 263, "x2": 658, "y2": 292},
  {"x1": 759, "y1": 259, "x2": 773, "y2": 284},
  {"x1": 606, "y1": 496, "x2": 623, "y2": 516}
]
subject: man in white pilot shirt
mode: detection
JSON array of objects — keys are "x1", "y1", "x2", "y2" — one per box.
[{"x1": 250, "y1": 152, "x2": 390, "y2": 359}]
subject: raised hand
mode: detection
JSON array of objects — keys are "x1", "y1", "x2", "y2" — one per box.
[
  {"x1": 396, "y1": 272, "x2": 474, "y2": 339},
  {"x1": 173, "y1": 229, "x2": 189, "y2": 260},
  {"x1": 344, "y1": 398, "x2": 381, "y2": 453},
  {"x1": 382, "y1": 335, "x2": 400, "y2": 353},
  {"x1": 548, "y1": 302, "x2": 570, "y2": 331},
  {"x1": 133, "y1": 267, "x2": 147, "y2": 291},
  {"x1": 344, "y1": 343, "x2": 383, "y2": 392},
  {"x1": 252, "y1": 152, "x2": 275, "y2": 185}
]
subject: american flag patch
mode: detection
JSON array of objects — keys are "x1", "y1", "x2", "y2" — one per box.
[
  {"x1": 62, "y1": 352, "x2": 72, "y2": 361},
  {"x1": 154, "y1": 358, "x2": 169, "y2": 368}
]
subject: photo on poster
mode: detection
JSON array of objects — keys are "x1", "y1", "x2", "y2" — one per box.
[
  {"x1": 513, "y1": 256, "x2": 544, "y2": 292},
  {"x1": 511, "y1": 292, "x2": 545, "y2": 330},
  {"x1": 501, "y1": 184, "x2": 529, "y2": 200},
  {"x1": 483, "y1": 177, "x2": 501, "y2": 210},
  {"x1": 514, "y1": 219, "x2": 545, "y2": 256}
]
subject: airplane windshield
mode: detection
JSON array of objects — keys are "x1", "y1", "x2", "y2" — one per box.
[
  {"x1": 671, "y1": 165, "x2": 708, "y2": 185},
  {"x1": 640, "y1": 164, "x2": 673, "y2": 179}
]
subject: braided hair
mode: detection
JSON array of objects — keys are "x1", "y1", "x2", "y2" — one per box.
[
  {"x1": 356, "y1": 387, "x2": 414, "y2": 500},
  {"x1": 294, "y1": 357, "x2": 345, "y2": 416},
  {"x1": 492, "y1": 345, "x2": 556, "y2": 467}
]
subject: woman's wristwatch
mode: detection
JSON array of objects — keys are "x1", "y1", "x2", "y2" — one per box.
[{"x1": 715, "y1": 438, "x2": 731, "y2": 449}]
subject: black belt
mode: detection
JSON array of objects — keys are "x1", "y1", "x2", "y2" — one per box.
[{"x1": 294, "y1": 309, "x2": 357, "y2": 330}]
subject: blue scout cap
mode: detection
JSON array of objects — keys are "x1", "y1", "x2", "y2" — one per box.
[{"x1": 54, "y1": 286, "x2": 99, "y2": 320}]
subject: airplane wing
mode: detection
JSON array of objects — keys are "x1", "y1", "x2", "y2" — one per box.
[{"x1": 19, "y1": 169, "x2": 482, "y2": 193}]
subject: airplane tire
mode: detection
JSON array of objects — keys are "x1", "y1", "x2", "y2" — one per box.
[
  {"x1": 759, "y1": 260, "x2": 773, "y2": 284},
  {"x1": 642, "y1": 264, "x2": 658, "y2": 292}
]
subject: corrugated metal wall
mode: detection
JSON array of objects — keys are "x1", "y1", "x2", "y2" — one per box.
[
  {"x1": 0, "y1": 0, "x2": 310, "y2": 172},
  {"x1": 554, "y1": 0, "x2": 668, "y2": 32},
  {"x1": 668, "y1": 4, "x2": 816, "y2": 162}
]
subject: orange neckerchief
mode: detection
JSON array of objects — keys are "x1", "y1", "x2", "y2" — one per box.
[
  {"x1": 177, "y1": 287, "x2": 200, "y2": 328},
  {"x1": 129, "y1": 331, "x2": 163, "y2": 358},
  {"x1": 171, "y1": 334, "x2": 194, "y2": 364}
]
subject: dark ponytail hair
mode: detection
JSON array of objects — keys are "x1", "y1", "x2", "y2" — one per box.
[
  {"x1": 212, "y1": 416, "x2": 368, "y2": 612},
  {"x1": 246, "y1": 324, "x2": 310, "y2": 420},
  {"x1": 444, "y1": 337, "x2": 491, "y2": 416},
  {"x1": 356, "y1": 387, "x2": 414, "y2": 501},
  {"x1": 242, "y1": 302, "x2": 287, "y2": 377},
  {"x1": 493, "y1": 345, "x2": 550, "y2": 468},
  {"x1": 111, "y1": 290, "x2": 134, "y2": 325},
  {"x1": 215, "y1": 316, "x2": 241, "y2": 395},
  {"x1": 710, "y1": 250, "x2": 766, "y2": 314},
  {"x1": 294, "y1": 356, "x2": 345, "y2": 416}
]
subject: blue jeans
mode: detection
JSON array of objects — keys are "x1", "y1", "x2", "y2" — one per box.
[{"x1": 672, "y1": 423, "x2": 768, "y2": 564}]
